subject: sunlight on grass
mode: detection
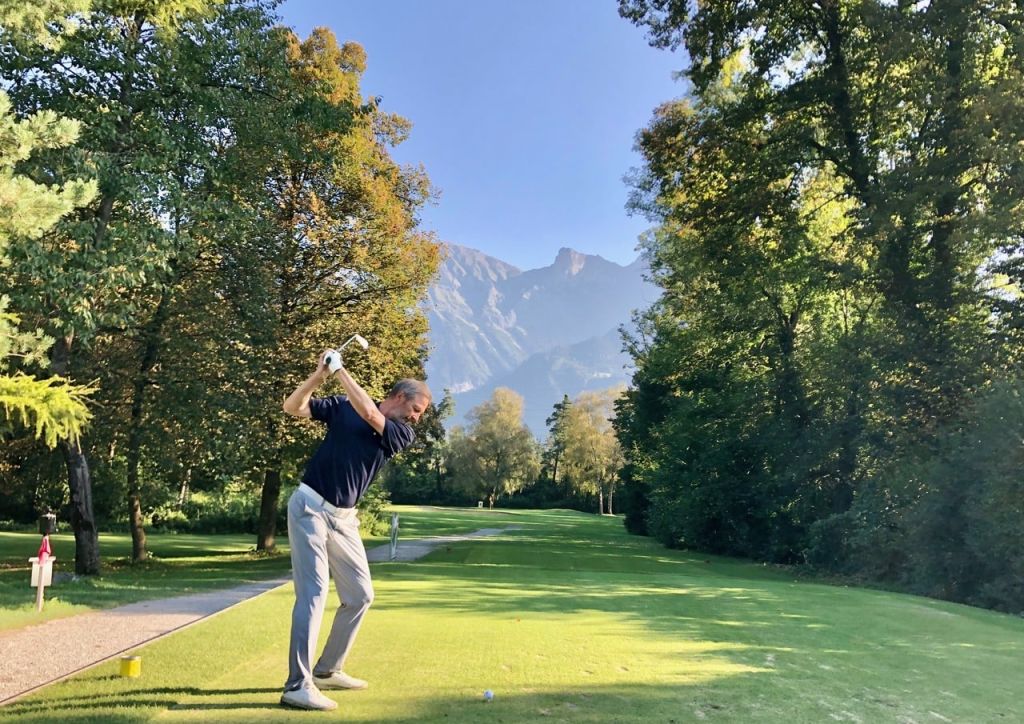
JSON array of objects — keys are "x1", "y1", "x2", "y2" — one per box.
[{"x1": 3, "y1": 508, "x2": 1024, "y2": 723}]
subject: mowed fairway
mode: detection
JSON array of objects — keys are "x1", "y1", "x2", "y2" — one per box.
[{"x1": 4, "y1": 508, "x2": 1022, "y2": 723}]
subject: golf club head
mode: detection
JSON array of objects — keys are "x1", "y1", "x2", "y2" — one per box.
[{"x1": 341, "y1": 334, "x2": 369, "y2": 351}]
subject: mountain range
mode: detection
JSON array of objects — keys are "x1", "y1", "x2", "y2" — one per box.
[{"x1": 423, "y1": 244, "x2": 660, "y2": 435}]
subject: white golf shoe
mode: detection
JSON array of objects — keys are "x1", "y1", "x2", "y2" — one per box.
[
  {"x1": 314, "y1": 671, "x2": 369, "y2": 690},
  {"x1": 280, "y1": 686, "x2": 338, "y2": 711}
]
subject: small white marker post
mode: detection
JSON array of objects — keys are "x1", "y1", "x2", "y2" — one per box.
[
  {"x1": 29, "y1": 549, "x2": 55, "y2": 611},
  {"x1": 389, "y1": 513, "x2": 400, "y2": 561}
]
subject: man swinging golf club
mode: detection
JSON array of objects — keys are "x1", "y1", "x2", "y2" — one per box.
[{"x1": 280, "y1": 336, "x2": 431, "y2": 711}]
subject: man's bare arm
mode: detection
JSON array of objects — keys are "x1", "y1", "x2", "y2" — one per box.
[
  {"x1": 282, "y1": 351, "x2": 332, "y2": 418},
  {"x1": 334, "y1": 367, "x2": 386, "y2": 435}
]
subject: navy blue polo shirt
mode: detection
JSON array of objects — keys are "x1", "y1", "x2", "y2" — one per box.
[{"x1": 302, "y1": 396, "x2": 415, "y2": 508}]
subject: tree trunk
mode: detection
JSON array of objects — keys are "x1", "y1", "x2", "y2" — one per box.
[
  {"x1": 60, "y1": 438, "x2": 100, "y2": 575},
  {"x1": 124, "y1": 159, "x2": 185, "y2": 559},
  {"x1": 124, "y1": 382, "x2": 149, "y2": 562},
  {"x1": 257, "y1": 467, "x2": 283, "y2": 551},
  {"x1": 775, "y1": 311, "x2": 809, "y2": 428},
  {"x1": 178, "y1": 468, "x2": 190, "y2": 506},
  {"x1": 598, "y1": 489, "x2": 604, "y2": 515},
  {"x1": 256, "y1": 413, "x2": 284, "y2": 551},
  {"x1": 832, "y1": 384, "x2": 861, "y2": 515},
  {"x1": 127, "y1": 489, "x2": 147, "y2": 562},
  {"x1": 607, "y1": 486, "x2": 614, "y2": 516},
  {"x1": 125, "y1": 298, "x2": 169, "y2": 562},
  {"x1": 52, "y1": 334, "x2": 100, "y2": 574}
]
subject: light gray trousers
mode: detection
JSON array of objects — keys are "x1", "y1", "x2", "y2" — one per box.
[{"x1": 284, "y1": 483, "x2": 374, "y2": 692}]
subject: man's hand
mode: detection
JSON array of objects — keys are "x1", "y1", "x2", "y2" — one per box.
[
  {"x1": 323, "y1": 348, "x2": 344, "y2": 376},
  {"x1": 317, "y1": 350, "x2": 342, "y2": 382}
]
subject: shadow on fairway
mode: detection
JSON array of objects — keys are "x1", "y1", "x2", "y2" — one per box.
[
  {"x1": 2, "y1": 683, "x2": 770, "y2": 723},
  {"x1": 3, "y1": 687, "x2": 283, "y2": 719}
]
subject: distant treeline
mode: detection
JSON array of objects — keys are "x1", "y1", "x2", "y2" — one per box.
[{"x1": 384, "y1": 388, "x2": 623, "y2": 516}]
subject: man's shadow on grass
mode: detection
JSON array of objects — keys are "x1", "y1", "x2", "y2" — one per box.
[{"x1": 4, "y1": 686, "x2": 283, "y2": 716}]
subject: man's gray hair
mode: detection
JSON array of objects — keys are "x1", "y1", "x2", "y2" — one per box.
[{"x1": 387, "y1": 378, "x2": 432, "y2": 404}]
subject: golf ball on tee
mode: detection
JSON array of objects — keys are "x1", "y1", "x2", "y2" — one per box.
[{"x1": 483, "y1": 689, "x2": 494, "y2": 702}]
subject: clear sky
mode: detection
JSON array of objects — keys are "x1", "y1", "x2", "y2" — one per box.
[{"x1": 276, "y1": 0, "x2": 684, "y2": 271}]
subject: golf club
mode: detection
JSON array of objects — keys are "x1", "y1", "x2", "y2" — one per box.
[{"x1": 325, "y1": 334, "x2": 369, "y2": 373}]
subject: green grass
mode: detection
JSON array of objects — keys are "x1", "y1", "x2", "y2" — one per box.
[
  {"x1": 0, "y1": 506, "x2": 514, "y2": 632},
  {"x1": 0, "y1": 530, "x2": 293, "y2": 632},
  {"x1": 3, "y1": 507, "x2": 1022, "y2": 722}
]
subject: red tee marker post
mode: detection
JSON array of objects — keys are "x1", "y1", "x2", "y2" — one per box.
[
  {"x1": 31, "y1": 513, "x2": 58, "y2": 612},
  {"x1": 30, "y1": 536, "x2": 55, "y2": 611}
]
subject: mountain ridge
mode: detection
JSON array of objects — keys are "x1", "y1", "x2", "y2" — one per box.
[{"x1": 423, "y1": 243, "x2": 658, "y2": 433}]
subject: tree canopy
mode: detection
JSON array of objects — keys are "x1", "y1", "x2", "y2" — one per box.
[
  {"x1": 616, "y1": 0, "x2": 1024, "y2": 611},
  {"x1": 448, "y1": 388, "x2": 540, "y2": 509}
]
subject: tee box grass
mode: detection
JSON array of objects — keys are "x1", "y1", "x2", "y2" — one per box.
[{"x1": 3, "y1": 506, "x2": 1023, "y2": 722}]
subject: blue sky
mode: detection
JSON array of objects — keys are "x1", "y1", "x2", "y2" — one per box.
[{"x1": 276, "y1": 0, "x2": 684, "y2": 271}]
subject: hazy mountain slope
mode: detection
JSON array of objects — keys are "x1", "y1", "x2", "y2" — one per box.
[{"x1": 424, "y1": 243, "x2": 658, "y2": 433}]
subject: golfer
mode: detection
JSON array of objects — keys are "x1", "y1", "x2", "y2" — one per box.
[{"x1": 280, "y1": 348, "x2": 430, "y2": 711}]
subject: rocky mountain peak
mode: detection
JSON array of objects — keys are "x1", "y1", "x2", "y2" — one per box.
[
  {"x1": 553, "y1": 247, "x2": 588, "y2": 276},
  {"x1": 424, "y1": 244, "x2": 659, "y2": 433}
]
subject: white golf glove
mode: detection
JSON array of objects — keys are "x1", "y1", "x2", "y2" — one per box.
[{"x1": 324, "y1": 349, "x2": 343, "y2": 373}]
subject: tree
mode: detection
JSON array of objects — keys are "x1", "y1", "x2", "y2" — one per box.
[
  {"x1": 81, "y1": 0, "x2": 302, "y2": 562},
  {"x1": 618, "y1": 0, "x2": 1023, "y2": 421},
  {"x1": 448, "y1": 388, "x2": 539, "y2": 508},
  {"x1": 226, "y1": 27, "x2": 440, "y2": 551},
  {"x1": 617, "y1": 76, "x2": 873, "y2": 559},
  {"x1": 2, "y1": 0, "x2": 229, "y2": 572},
  {"x1": 382, "y1": 390, "x2": 454, "y2": 504},
  {"x1": 0, "y1": 93, "x2": 96, "y2": 448},
  {"x1": 561, "y1": 389, "x2": 624, "y2": 515},
  {"x1": 540, "y1": 394, "x2": 572, "y2": 489}
]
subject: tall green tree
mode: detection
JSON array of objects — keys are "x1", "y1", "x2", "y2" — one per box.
[
  {"x1": 620, "y1": 0, "x2": 1023, "y2": 420},
  {"x1": 618, "y1": 82, "x2": 872, "y2": 559},
  {"x1": 225, "y1": 27, "x2": 439, "y2": 551},
  {"x1": 540, "y1": 394, "x2": 571, "y2": 489},
  {"x1": 448, "y1": 387, "x2": 540, "y2": 508},
  {"x1": 0, "y1": 0, "x2": 100, "y2": 505},
  {"x1": 382, "y1": 390, "x2": 454, "y2": 504},
  {"x1": 2, "y1": 0, "x2": 227, "y2": 572},
  {"x1": 76, "y1": 0, "x2": 298, "y2": 562},
  {"x1": 0, "y1": 94, "x2": 95, "y2": 448}
]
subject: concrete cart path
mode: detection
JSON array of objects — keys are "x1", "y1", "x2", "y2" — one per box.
[
  {"x1": 0, "y1": 527, "x2": 512, "y2": 706},
  {"x1": 367, "y1": 527, "x2": 509, "y2": 562}
]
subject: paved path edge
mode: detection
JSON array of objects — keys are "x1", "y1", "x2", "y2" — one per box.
[
  {"x1": 0, "y1": 526, "x2": 513, "y2": 706},
  {"x1": 0, "y1": 575, "x2": 291, "y2": 707}
]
